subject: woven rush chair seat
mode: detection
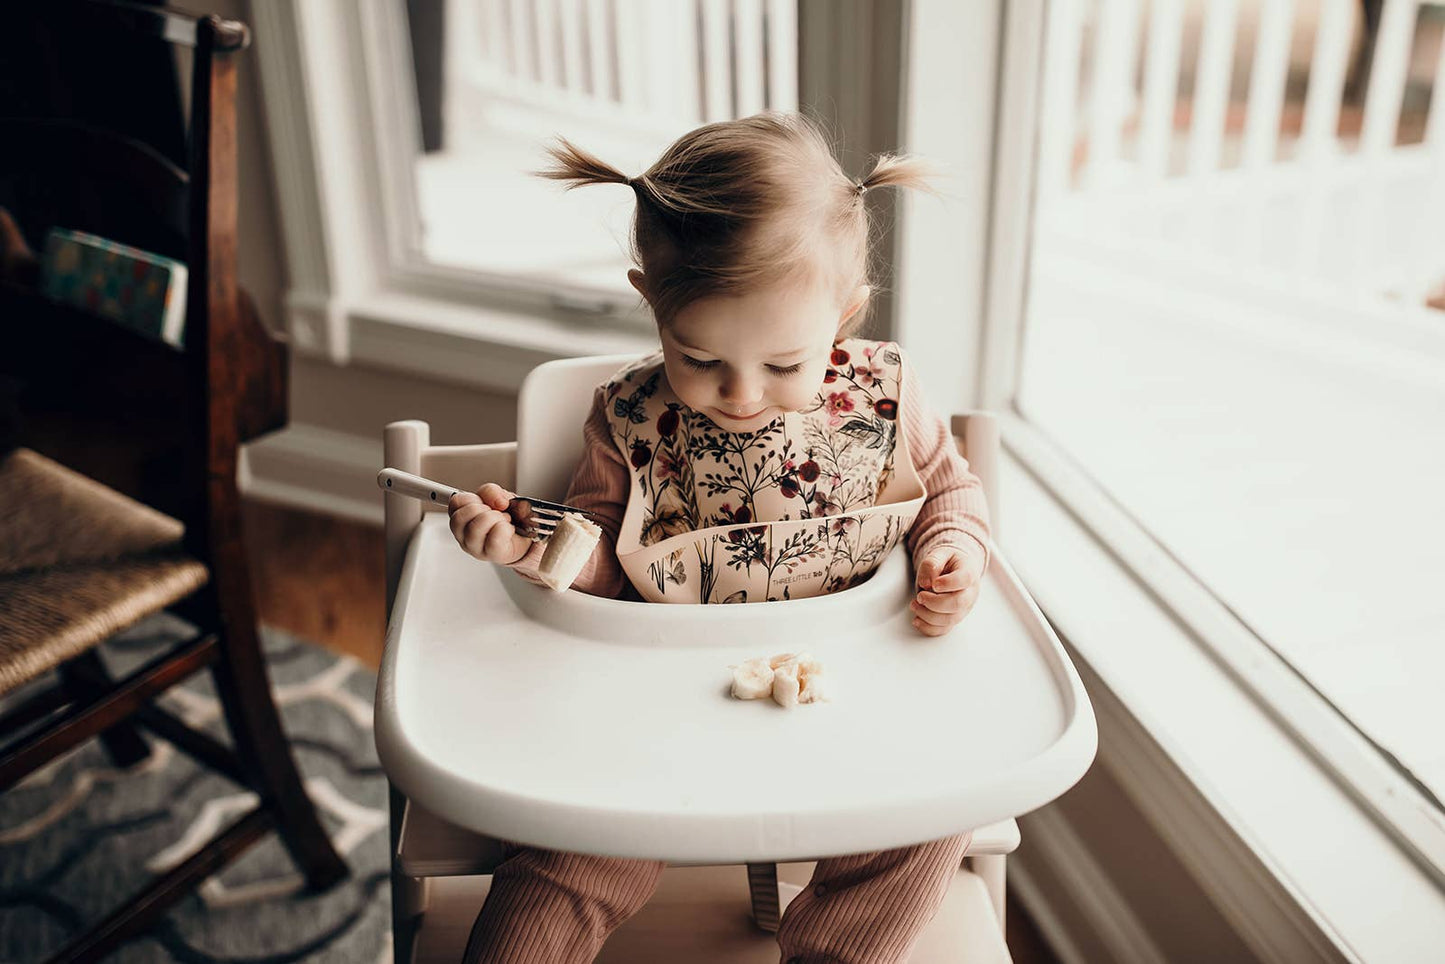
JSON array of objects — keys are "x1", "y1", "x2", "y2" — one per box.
[{"x1": 0, "y1": 448, "x2": 208, "y2": 693}]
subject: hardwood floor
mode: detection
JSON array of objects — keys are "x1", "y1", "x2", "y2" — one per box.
[
  {"x1": 241, "y1": 498, "x2": 387, "y2": 669},
  {"x1": 240, "y1": 497, "x2": 1061, "y2": 964}
]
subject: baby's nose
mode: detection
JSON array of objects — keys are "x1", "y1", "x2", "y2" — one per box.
[{"x1": 719, "y1": 372, "x2": 762, "y2": 404}]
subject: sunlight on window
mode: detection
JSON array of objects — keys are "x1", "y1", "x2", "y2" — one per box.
[
  {"x1": 1018, "y1": 0, "x2": 1445, "y2": 800},
  {"x1": 405, "y1": 0, "x2": 799, "y2": 296}
]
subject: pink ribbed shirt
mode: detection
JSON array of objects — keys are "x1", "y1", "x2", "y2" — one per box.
[{"x1": 512, "y1": 361, "x2": 990, "y2": 597}]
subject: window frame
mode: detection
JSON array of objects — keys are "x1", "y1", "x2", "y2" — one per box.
[
  {"x1": 250, "y1": 0, "x2": 660, "y2": 391},
  {"x1": 956, "y1": 0, "x2": 1445, "y2": 955},
  {"x1": 249, "y1": 0, "x2": 905, "y2": 391}
]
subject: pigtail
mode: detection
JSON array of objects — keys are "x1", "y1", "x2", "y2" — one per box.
[
  {"x1": 537, "y1": 138, "x2": 634, "y2": 190},
  {"x1": 537, "y1": 113, "x2": 937, "y2": 325},
  {"x1": 856, "y1": 153, "x2": 936, "y2": 196}
]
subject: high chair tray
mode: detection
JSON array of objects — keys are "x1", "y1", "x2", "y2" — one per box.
[{"x1": 376, "y1": 514, "x2": 1096, "y2": 863}]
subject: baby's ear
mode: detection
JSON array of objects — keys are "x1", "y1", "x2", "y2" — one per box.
[
  {"x1": 627, "y1": 269, "x2": 651, "y2": 304},
  {"x1": 837, "y1": 284, "x2": 871, "y2": 331}
]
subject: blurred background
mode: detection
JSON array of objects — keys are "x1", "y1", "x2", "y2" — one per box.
[
  {"x1": 152, "y1": 0, "x2": 1445, "y2": 959},
  {"x1": 2, "y1": 0, "x2": 1441, "y2": 960},
  {"x1": 240, "y1": 1, "x2": 1445, "y2": 958}
]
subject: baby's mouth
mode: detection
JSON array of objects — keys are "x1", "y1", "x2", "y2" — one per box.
[{"x1": 716, "y1": 408, "x2": 766, "y2": 421}]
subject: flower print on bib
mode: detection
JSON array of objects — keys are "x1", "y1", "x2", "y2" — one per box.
[{"x1": 604, "y1": 339, "x2": 925, "y2": 604}]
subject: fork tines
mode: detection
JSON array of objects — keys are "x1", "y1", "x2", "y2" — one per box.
[
  {"x1": 507, "y1": 497, "x2": 590, "y2": 540},
  {"x1": 521, "y1": 496, "x2": 587, "y2": 516}
]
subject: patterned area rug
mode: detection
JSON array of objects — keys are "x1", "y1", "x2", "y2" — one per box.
[{"x1": 0, "y1": 616, "x2": 391, "y2": 963}]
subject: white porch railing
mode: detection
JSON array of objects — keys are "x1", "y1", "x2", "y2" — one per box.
[
  {"x1": 1016, "y1": 2, "x2": 1445, "y2": 862},
  {"x1": 443, "y1": 0, "x2": 799, "y2": 152},
  {"x1": 1037, "y1": 0, "x2": 1445, "y2": 313},
  {"x1": 1041, "y1": 0, "x2": 1445, "y2": 188}
]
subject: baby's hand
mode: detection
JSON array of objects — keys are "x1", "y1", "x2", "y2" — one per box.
[
  {"x1": 448, "y1": 483, "x2": 532, "y2": 565},
  {"x1": 910, "y1": 544, "x2": 985, "y2": 637}
]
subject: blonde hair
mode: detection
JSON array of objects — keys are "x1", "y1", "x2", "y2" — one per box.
[{"x1": 538, "y1": 111, "x2": 931, "y2": 327}]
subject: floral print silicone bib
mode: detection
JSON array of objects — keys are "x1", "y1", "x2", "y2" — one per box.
[{"x1": 605, "y1": 339, "x2": 925, "y2": 604}]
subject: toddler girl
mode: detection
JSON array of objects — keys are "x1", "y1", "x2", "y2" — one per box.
[{"x1": 448, "y1": 112, "x2": 990, "y2": 964}]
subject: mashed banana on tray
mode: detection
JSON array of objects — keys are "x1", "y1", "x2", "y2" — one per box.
[{"x1": 731, "y1": 652, "x2": 827, "y2": 708}]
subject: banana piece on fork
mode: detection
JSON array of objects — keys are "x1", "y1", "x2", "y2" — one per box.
[
  {"x1": 376, "y1": 469, "x2": 600, "y2": 590},
  {"x1": 535, "y1": 513, "x2": 603, "y2": 591}
]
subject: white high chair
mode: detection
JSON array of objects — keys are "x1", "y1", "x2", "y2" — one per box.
[{"x1": 377, "y1": 355, "x2": 1097, "y2": 963}]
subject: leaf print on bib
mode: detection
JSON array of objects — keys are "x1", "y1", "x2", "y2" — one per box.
[
  {"x1": 647, "y1": 549, "x2": 689, "y2": 596},
  {"x1": 612, "y1": 370, "x2": 661, "y2": 424}
]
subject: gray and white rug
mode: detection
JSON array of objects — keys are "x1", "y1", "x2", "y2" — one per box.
[{"x1": 0, "y1": 616, "x2": 392, "y2": 963}]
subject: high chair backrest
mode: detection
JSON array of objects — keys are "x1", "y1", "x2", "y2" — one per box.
[
  {"x1": 516, "y1": 354, "x2": 642, "y2": 501},
  {"x1": 951, "y1": 413, "x2": 1000, "y2": 537}
]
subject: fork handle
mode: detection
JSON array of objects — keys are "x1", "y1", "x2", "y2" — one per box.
[{"x1": 377, "y1": 468, "x2": 463, "y2": 506}]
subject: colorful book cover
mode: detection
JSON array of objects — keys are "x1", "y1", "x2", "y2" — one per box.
[{"x1": 40, "y1": 228, "x2": 187, "y2": 348}]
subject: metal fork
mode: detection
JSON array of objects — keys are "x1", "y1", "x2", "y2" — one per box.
[{"x1": 376, "y1": 468, "x2": 589, "y2": 540}]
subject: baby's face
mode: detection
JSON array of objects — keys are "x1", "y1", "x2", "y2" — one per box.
[{"x1": 660, "y1": 279, "x2": 849, "y2": 432}]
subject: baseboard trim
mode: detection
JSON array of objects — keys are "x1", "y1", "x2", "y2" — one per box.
[
  {"x1": 1011, "y1": 805, "x2": 1170, "y2": 964},
  {"x1": 239, "y1": 423, "x2": 383, "y2": 526},
  {"x1": 1008, "y1": 860, "x2": 1090, "y2": 964}
]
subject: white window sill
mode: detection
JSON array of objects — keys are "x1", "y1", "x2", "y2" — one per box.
[
  {"x1": 294, "y1": 291, "x2": 659, "y2": 393},
  {"x1": 999, "y1": 442, "x2": 1445, "y2": 960}
]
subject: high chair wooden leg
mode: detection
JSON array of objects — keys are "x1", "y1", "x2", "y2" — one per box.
[
  {"x1": 968, "y1": 853, "x2": 1006, "y2": 931},
  {"x1": 389, "y1": 782, "x2": 430, "y2": 963},
  {"x1": 746, "y1": 862, "x2": 782, "y2": 933}
]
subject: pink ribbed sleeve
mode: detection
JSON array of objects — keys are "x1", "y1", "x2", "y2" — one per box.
[
  {"x1": 510, "y1": 364, "x2": 992, "y2": 597},
  {"x1": 898, "y1": 362, "x2": 992, "y2": 575}
]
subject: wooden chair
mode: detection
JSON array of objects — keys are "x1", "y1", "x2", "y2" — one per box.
[
  {"x1": 379, "y1": 356, "x2": 1029, "y2": 963},
  {"x1": 0, "y1": 5, "x2": 346, "y2": 961}
]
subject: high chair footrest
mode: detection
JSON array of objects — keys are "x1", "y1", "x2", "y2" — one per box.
[
  {"x1": 410, "y1": 866, "x2": 1011, "y2": 964},
  {"x1": 398, "y1": 799, "x2": 507, "y2": 877}
]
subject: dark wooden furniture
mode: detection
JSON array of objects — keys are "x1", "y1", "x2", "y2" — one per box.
[{"x1": 0, "y1": 4, "x2": 346, "y2": 961}]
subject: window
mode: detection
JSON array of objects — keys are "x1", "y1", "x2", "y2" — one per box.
[
  {"x1": 251, "y1": 0, "x2": 896, "y2": 385},
  {"x1": 400, "y1": 0, "x2": 800, "y2": 304},
  {"x1": 1004, "y1": 0, "x2": 1445, "y2": 877}
]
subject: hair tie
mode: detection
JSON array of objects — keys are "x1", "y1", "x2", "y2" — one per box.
[{"x1": 854, "y1": 180, "x2": 868, "y2": 196}]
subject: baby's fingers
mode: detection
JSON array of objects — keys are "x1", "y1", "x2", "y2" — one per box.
[
  {"x1": 449, "y1": 499, "x2": 486, "y2": 542},
  {"x1": 928, "y1": 564, "x2": 976, "y2": 594},
  {"x1": 910, "y1": 600, "x2": 955, "y2": 628},
  {"x1": 915, "y1": 589, "x2": 966, "y2": 614},
  {"x1": 911, "y1": 611, "x2": 955, "y2": 636},
  {"x1": 448, "y1": 490, "x2": 481, "y2": 514},
  {"x1": 482, "y1": 515, "x2": 527, "y2": 562},
  {"x1": 477, "y1": 482, "x2": 515, "y2": 511},
  {"x1": 460, "y1": 510, "x2": 506, "y2": 557}
]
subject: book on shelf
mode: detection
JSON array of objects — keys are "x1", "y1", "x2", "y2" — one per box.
[{"x1": 41, "y1": 228, "x2": 187, "y2": 348}]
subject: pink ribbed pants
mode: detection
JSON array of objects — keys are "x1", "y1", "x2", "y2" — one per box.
[{"x1": 460, "y1": 832, "x2": 972, "y2": 964}]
